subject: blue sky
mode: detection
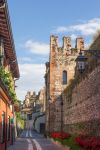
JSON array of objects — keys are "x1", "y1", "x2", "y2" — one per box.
[{"x1": 8, "y1": 0, "x2": 100, "y2": 100}]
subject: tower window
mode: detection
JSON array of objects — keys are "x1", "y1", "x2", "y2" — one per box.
[{"x1": 63, "y1": 71, "x2": 67, "y2": 84}]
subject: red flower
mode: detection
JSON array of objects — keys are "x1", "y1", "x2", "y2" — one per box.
[
  {"x1": 75, "y1": 136, "x2": 100, "y2": 150},
  {"x1": 51, "y1": 132, "x2": 70, "y2": 140}
]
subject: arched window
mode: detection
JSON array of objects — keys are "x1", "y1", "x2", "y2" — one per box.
[{"x1": 63, "y1": 71, "x2": 67, "y2": 84}]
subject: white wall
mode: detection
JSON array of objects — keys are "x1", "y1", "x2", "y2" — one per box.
[{"x1": 34, "y1": 115, "x2": 45, "y2": 133}]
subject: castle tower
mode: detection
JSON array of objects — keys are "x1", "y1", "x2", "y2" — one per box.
[
  {"x1": 49, "y1": 35, "x2": 58, "y2": 101},
  {"x1": 63, "y1": 36, "x2": 71, "y2": 51},
  {"x1": 45, "y1": 35, "x2": 79, "y2": 132},
  {"x1": 76, "y1": 37, "x2": 84, "y2": 52},
  {"x1": 50, "y1": 35, "x2": 58, "y2": 64}
]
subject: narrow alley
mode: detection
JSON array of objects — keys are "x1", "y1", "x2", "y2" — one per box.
[
  {"x1": 0, "y1": 0, "x2": 100, "y2": 150},
  {"x1": 7, "y1": 130, "x2": 67, "y2": 150}
]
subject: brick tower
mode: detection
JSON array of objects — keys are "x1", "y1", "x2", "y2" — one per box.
[{"x1": 45, "y1": 35, "x2": 84, "y2": 133}]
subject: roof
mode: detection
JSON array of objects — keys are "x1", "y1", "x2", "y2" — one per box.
[{"x1": 0, "y1": 0, "x2": 19, "y2": 78}]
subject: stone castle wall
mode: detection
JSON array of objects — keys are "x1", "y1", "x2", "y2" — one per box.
[
  {"x1": 63, "y1": 66, "x2": 100, "y2": 136},
  {"x1": 49, "y1": 36, "x2": 80, "y2": 132},
  {"x1": 45, "y1": 35, "x2": 85, "y2": 133}
]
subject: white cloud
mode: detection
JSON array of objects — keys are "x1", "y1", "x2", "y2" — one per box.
[
  {"x1": 18, "y1": 57, "x2": 33, "y2": 63},
  {"x1": 16, "y1": 89, "x2": 27, "y2": 101},
  {"x1": 54, "y1": 18, "x2": 100, "y2": 36},
  {"x1": 16, "y1": 63, "x2": 45, "y2": 100},
  {"x1": 70, "y1": 34, "x2": 77, "y2": 40},
  {"x1": 85, "y1": 43, "x2": 91, "y2": 49},
  {"x1": 25, "y1": 40, "x2": 49, "y2": 55}
]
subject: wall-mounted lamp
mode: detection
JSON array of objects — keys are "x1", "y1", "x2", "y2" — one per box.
[{"x1": 76, "y1": 51, "x2": 88, "y2": 73}]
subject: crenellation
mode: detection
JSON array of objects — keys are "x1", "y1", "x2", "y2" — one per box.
[
  {"x1": 75, "y1": 37, "x2": 84, "y2": 51},
  {"x1": 50, "y1": 35, "x2": 58, "y2": 47},
  {"x1": 50, "y1": 35, "x2": 84, "y2": 54},
  {"x1": 63, "y1": 36, "x2": 71, "y2": 52}
]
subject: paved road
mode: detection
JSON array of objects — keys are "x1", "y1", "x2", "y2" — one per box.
[{"x1": 7, "y1": 130, "x2": 68, "y2": 150}]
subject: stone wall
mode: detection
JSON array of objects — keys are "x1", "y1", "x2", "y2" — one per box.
[{"x1": 63, "y1": 66, "x2": 100, "y2": 136}]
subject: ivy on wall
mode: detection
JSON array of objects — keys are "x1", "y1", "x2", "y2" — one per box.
[{"x1": 0, "y1": 66, "x2": 17, "y2": 103}]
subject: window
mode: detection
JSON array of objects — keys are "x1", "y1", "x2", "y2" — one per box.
[
  {"x1": 1, "y1": 112, "x2": 5, "y2": 143},
  {"x1": 7, "y1": 116, "x2": 10, "y2": 141},
  {"x1": 63, "y1": 70, "x2": 67, "y2": 84}
]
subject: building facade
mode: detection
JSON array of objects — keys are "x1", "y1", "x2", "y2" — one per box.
[
  {"x1": 21, "y1": 88, "x2": 46, "y2": 133},
  {"x1": 21, "y1": 91, "x2": 37, "y2": 129},
  {"x1": 0, "y1": 0, "x2": 20, "y2": 150},
  {"x1": 33, "y1": 88, "x2": 46, "y2": 133},
  {"x1": 45, "y1": 35, "x2": 84, "y2": 133}
]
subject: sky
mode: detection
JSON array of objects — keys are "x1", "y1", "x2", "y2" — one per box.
[{"x1": 7, "y1": 0, "x2": 100, "y2": 101}]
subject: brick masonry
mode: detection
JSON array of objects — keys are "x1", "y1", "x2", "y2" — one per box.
[{"x1": 63, "y1": 66, "x2": 100, "y2": 136}]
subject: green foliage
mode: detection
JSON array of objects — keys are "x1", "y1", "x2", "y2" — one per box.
[
  {"x1": 54, "y1": 136, "x2": 83, "y2": 150},
  {"x1": 63, "y1": 136, "x2": 83, "y2": 150},
  {"x1": 20, "y1": 120, "x2": 24, "y2": 129},
  {"x1": 16, "y1": 112, "x2": 24, "y2": 129},
  {"x1": 0, "y1": 66, "x2": 17, "y2": 102},
  {"x1": 16, "y1": 112, "x2": 21, "y2": 120},
  {"x1": 71, "y1": 48, "x2": 78, "y2": 53},
  {"x1": 64, "y1": 76, "x2": 81, "y2": 103}
]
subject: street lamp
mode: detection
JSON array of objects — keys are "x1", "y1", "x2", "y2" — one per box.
[
  {"x1": 60, "y1": 95, "x2": 63, "y2": 140},
  {"x1": 76, "y1": 51, "x2": 88, "y2": 73},
  {"x1": 48, "y1": 97, "x2": 52, "y2": 136}
]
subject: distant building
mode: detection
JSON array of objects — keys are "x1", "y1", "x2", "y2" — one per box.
[
  {"x1": 33, "y1": 88, "x2": 46, "y2": 133},
  {"x1": 38, "y1": 87, "x2": 46, "y2": 112},
  {"x1": 21, "y1": 88, "x2": 46, "y2": 134},
  {"x1": 21, "y1": 91, "x2": 37, "y2": 129}
]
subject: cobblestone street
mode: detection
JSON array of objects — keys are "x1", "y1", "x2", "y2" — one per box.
[{"x1": 7, "y1": 130, "x2": 68, "y2": 150}]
